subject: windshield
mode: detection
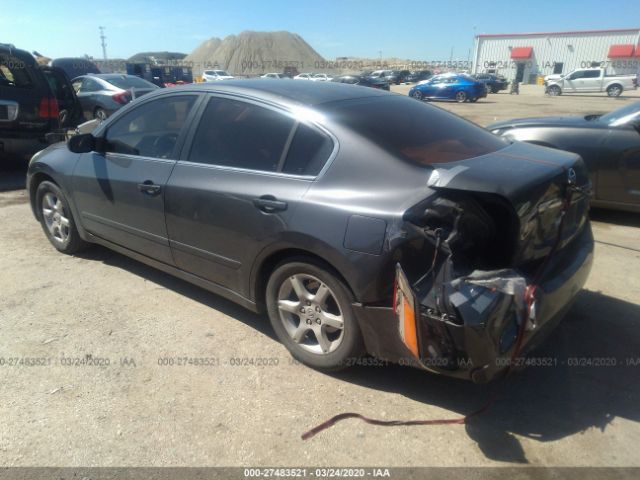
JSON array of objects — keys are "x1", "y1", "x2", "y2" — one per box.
[
  {"x1": 215, "y1": 70, "x2": 230, "y2": 75},
  {"x1": 600, "y1": 101, "x2": 640, "y2": 126},
  {"x1": 104, "y1": 76, "x2": 157, "y2": 89},
  {"x1": 327, "y1": 96, "x2": 507, "y2": 165}
]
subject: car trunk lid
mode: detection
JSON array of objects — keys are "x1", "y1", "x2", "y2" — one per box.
[{"x1": 425, "y1": 141, "x2": 591, "y2": 266}]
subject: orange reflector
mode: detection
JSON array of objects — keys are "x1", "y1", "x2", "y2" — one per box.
[
  {"x1": 395, "y1": 264, "x2": 420, "y2": 358},
  {"x1": 402, "y1": 297, "x2": 419, "y2": 358}
]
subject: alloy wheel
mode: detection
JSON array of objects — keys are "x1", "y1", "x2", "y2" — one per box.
[
  {"x1": 276, "y1": 273, "x2": 344, "y2": 355},
  {"x1": 42, "y1": 192, "x2": 70, "y2": 244}
]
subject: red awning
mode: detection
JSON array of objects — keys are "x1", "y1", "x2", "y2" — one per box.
[
  {"x1": 608, "y1": 44, "x2": 635, "y2": 58},
  {"x1": 635, "y1": 45, "x2": 640, "y2": 58},
  {"x1": 510, "y1": 47, "x2": 533, "y2": 59}
]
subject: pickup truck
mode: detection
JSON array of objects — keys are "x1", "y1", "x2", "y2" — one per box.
[{"x1": 545, "y1": 68, "x2": 637, "y2": 97}]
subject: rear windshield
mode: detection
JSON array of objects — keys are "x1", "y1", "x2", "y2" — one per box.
[
  {"x1": 0, "y1": 53, "x2": 34, "y2": 88},
  {"x1": 104, "y1": 76, "x2": 157, "y2": 89},
  {"x1": 326, "y1": 96, "x2": 506, "y2": 165}
]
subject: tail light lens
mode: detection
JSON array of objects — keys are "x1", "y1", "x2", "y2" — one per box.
[
  {"x1": 38, "y1": 97, "x2": 59, "y2": 119},
  {"x1": 112, "y1": 91, "x2": 132, "y2": 105}
]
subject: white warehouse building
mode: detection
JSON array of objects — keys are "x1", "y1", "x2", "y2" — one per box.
[{"x1": 472, "y1": 28, "x2": 640, "y2": 84}]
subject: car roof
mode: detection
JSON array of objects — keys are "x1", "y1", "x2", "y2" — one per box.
[
  {"x1": 86, "y1": 73, "x2": 138, "y2": 79},
  {"x1": 154, "y1": 78, "x2": 391, "y2": 107}
]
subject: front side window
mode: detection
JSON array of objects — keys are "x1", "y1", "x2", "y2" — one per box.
[
  {"x1": 188, "y1": 97, "x2": 295, "y2": 172},
  {"x1": 105, "y1": 95, "x2": 197, "y2": 159}
]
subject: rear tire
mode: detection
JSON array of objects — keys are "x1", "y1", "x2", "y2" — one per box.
[
  {"x1": 455, "y1": 91, "x2": 467, "y2": 103},
  {"x1": 266, "y1": 260, "x2": 364, "y2": 371},
  {"x1": 36, "y1": 181, "x2": 87, "y2": 254},
  {"x1": 94, "y1": 108, "x2": 107, "y2": 121},
  {"x1": 607, "y1": 84, "x2": 623, "y2": 97}
]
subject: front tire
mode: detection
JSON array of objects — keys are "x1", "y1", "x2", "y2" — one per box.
[
  {"x1": 36, "y1": 181, "x2": 87, "y2": 254},
  {"x1": 411, "y1": 90, "x2": 423, "y2": 100},
  {"x1": 266, "y1": 260, "x2": 364, "y2": 371},
  {"x1": 547, "y1": 85, "x2": 561, "y2": 96},
  {"x1": 607, "y1": 84, "x2": 623, "y2": 97}
]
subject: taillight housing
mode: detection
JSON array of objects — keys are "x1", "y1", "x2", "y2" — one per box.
[
  {"x1": 112, "y1": 91, "x2": 132, "y2": 105},
  {"x1": 39, "y1": 97, "x2": 59, "y2": 119}
]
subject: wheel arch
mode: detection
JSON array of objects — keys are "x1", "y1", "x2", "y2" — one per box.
[
  {"x1": 251, "y1": 246, "x2": 356, "y2": 313},
  {"x1": 28, "y1": 171, "x2": 57, "y2": 220},
  {"x1": 607, "y1": 83, "x2": 623, "y2": 93}
]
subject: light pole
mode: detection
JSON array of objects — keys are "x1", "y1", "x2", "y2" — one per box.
[{"x1": 99, "y1": 26, "x2": 107, "y2": 63}]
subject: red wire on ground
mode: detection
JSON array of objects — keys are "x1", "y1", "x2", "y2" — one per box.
[{"x1": 300, "y1": 185, "x2": 575, "y2": 441}]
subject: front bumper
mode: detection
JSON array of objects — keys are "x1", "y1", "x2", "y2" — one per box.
[{"x1": 353, "y1": 223, "x2": 594, "y2": 382}]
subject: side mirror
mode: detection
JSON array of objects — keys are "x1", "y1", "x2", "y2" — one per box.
[{"x1": 68, "y1": 133, "x2": 97, "y2": 153}]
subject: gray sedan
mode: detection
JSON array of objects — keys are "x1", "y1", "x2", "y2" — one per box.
[
  {"x1": 71, "y1": 74, "x2": 158, "y2": 121},
  {"x1": 27, "y1": 80, "x2": 593, "y2": 382},
  {"x1": 489, "y1": 101, "x2": 640, "y2": 213}
]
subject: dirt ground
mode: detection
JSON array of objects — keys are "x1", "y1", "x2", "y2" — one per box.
[{"x1": 0, "y1": 85, "x2": 639, "y2": 468}]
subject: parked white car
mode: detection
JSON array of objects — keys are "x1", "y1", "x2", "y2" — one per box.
[
  {"x1": 260, "y1": 73, "x2": 287, "y2": 79},
  {"x1": 293, "y1": 73, "x2": 314, "y2": 80},
  {"x1": 545, "y1": 68, "x2": 637, "y2": 97},
  {"x1": 312, "y1": 73, "x2": 333, "y2": 82},
  {"x1": 202, "y1": 70, "x2": 234, "y2": 81}
]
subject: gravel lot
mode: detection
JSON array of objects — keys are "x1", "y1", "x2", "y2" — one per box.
[{"x1": 1, "y1": 85, "x2": 639, "y2": 468}]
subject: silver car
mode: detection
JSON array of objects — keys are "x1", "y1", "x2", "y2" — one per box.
[{"x1": 71, "y1": 74, "x2": 158, "y2": 121}]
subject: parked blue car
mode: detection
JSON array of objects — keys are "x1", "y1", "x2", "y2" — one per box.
[{"x1": 409, "y1": 73, "x2": 487, "y2": 102}]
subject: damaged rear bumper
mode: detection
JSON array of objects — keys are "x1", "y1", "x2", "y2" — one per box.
[{"x1": 353, "y1": 224, "x2": 594, "y2": 383}]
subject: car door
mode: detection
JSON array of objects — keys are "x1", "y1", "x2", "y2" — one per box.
[
  {"x1": 72, "y1": 93, "x2": 200, "y2": 264},
  {"x1": 164, "y1": 94, "x2": 335, "y2": 297},
  {"x1": 42, "y1": 66, "x2": 82, "y2": 128},
  {"x1": 435, "y1": 77, "x2": 455, "y2": 99},
  {"x1": 563, "y1": 70, "x2": 583, "y2": 92},
  {"x1": 578, "y1": 70, "x2": 600, "y2": 92},
  {"x1": 598, "y1": 121, "x2": 640, "y2": 206}
]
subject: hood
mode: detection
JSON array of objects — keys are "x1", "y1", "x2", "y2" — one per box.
[{"x1": 488, "y1": 115, "x2": 595, "y2": 131}]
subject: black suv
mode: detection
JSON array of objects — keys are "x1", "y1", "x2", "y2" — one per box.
[{"x1": 0, "y1": 44, "x2": 81, "y2": 162}]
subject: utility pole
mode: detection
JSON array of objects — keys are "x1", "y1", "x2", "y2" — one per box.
[{"x1": 99, "y1": 26, "x2": 107, "y2": 62}]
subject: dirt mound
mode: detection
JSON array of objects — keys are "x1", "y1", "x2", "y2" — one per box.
[{"x1": 184, "y1": 31, "x2": 327, "y2": 76}]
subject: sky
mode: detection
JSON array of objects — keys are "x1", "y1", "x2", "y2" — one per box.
[{"x1": 1, "y1": 0, "x2": 638, "y2": 61}]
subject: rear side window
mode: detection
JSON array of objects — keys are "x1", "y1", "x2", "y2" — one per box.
[
  {"x1": 188, "y1": 97, "x2": 294, "y2": 172},
  {"x1": 81, "y1": 78, "x2": 102, "y2": 92},
  {"x1": 283, "y1": 124, "x2": 333, "y2": 176},
  {"x1": 0, "y1": 54, "x2": 34, "y2": 88},
  {"x1": 105, "y1": 76, "x2": 157, "y2": 90},
  {"x1": 327, "y1": 96, "x2": 506, "y2": 165}
]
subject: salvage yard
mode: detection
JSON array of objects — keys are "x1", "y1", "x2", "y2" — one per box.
[{"x1": 1, "y1": 86, "x2": 639, "y2": 467}]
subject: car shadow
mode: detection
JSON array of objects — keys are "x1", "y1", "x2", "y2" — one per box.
[
  {"x1": 330, "y1": 289, "x2": 640, "y2": 463},
  {"x1": 0, "y1": 163, "x2": 27, "y2": 192},
  {"x1": 75, "y1": 245, "x2": 276, "y2": 340},
  {"x1": 75, "y1": 247, "x2": 639, "y2": 463}
]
